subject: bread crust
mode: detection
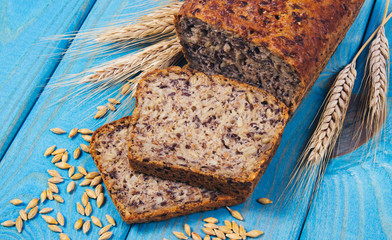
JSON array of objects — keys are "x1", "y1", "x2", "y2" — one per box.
[
  {"x1": 175, "y1": 0, "x2": 365, "y2": 111},
  {"x1": 129, "y1": 66, "x2": 288, "y2": 198},
  {"x1": 90, "y1": 116, "x2": 244, "y2": 224}
]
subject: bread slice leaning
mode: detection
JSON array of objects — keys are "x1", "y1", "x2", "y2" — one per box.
[
  {"x1": 129, "y1": 66, "x2": 289, "y2": 198},
  {"x1": 90, "y1": 116, "x2": 243, "y2": 224}
]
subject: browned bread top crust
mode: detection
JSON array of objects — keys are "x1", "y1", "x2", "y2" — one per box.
[{"x1": 177, "y1": 0, "x2": 365, "y2": 93}]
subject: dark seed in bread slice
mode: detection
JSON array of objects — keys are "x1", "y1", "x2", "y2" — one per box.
[
  {"x1": 90, "y1": 116, "x2": 243, "y2": 224},
  {"x1": 129, "y1": 66, "x2": 289, "y2": 198}
]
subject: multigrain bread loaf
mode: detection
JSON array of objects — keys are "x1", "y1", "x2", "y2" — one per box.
[
  {"x1": 175, "y1": 0, "x2": 365, "y2": 113},
  {"x1": 90, "y1": 117, "x2": 243, "y2": 224},
  {"x1": 129, "y1": 66, "x2": 289, "y2": 197}
]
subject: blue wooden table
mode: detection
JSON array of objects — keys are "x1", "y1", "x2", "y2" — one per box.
[{"x1": 0, "y1": 0, "x2": 391, "y2": 239}]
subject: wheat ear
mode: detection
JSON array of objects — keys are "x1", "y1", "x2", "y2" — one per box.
[
  {"x1": 363, "y1": 26, "x2": 389, "y2": 136},
  {"x1": 96, "y1": 2, "x2": 182, "y2": 43}
]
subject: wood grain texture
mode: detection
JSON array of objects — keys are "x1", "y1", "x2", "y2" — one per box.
[
  {"x1": 0, "y1": 0, "x2": 384, "y2": 239},
  {"x1": 0, "y1": 0, "x2": 174, "y2": 239},
  {"x1": 0, "y1": 0, "x2": 97, "y2": 160},
  {"x1": 301, "y1": 1, "x2": 392, "y2": 239}
]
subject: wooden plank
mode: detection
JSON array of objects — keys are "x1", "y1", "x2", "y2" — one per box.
[
  {"x1": 124, "y1": 1, "x2": 376, "y2": 240},
  {"x1": 0, "y1": 0, "x2": 96, "y2": 160},
  {"x1": 0, "y1": 0, "x2": 179, "y2": 239},
  {"x1": 300, "y1": 1, "x2": 392, "y2": 239}
]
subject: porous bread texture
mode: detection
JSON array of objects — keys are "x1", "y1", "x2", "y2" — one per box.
[
  {"x1": 90, "y1": 116, "x2": 242, "y2": 224},
  {"x1": 175, "y1": 0, "x2": 365, "y2": 113},
  {"x1": 129, "y1": 66, "x2": 289, "y2": 197}
]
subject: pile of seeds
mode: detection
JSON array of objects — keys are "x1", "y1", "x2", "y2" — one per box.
[
  {"x1": 170, "y1": 216, "x2": 263, "y2": 240},
  {"x1": 94, "y1": 98, "x2": 121, "y2": 119},
  {"x1": 1, "y1": 127, "x2": 117, "y2": 240}
]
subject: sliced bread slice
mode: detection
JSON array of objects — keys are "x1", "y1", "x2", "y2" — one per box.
[
  {"x1": 90, "y1": 116, "x2": 242, "y2": 224},
  {"x1": 129, "y1": 66, "x2": 289, "y2": 198}
]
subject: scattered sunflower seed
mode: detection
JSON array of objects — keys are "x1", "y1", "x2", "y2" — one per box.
[
  {"x1": 26, "y1": 198, "x2": 39, "y2": 211},
  {"x1": 39, "y1": 208, "x2": 53, "y2": 214},
  {"x1": 19, "y1": 209, "x2": 27, "y2": 221},
  {"x1": 99, "y1": 231, "x2": 113, "y2": 240},
  {"x1": 97, "y1": 193, "x2": 104, "y2": 208},
  {"x1": 54, "y1": 195, "x2": 64, "y2": 203},
  {"x1": 192, "y1": 232, "x2": 202, "y2": 240},
  {"x1": 80, "y1": 144, "x2": 90, "y2": 153},
  {"x1": 78, "y1": 128, "x2": 94, "y2": 135},
  {"x1": 77, "y1": 202, "x2": 85, "y2": 215},
  {"x1": 16, "y1": 216, "x2": 23, "y2": 233},
  {"x1": 83, "y1": 220, "x2": 91, "y2": 234},
  {"x1": 44, "y1": 145, "x2": 56, "y2": 156},
  {"x1": 47, "y1": 170, "x2": 61, "y2": 178},
  {"x1": 85, "y1": 172, "x2": 100, "y2": 179},
  {"x1": 86, "y1": 189, "x2": 97, "y2": 199},
  {"x1": 50, "y1": 128, "x2": 66, "y2": 134},
  {"x1": 41, "y1": 215, "x2": 58, "y2": 224},
  {"x1": 28, "y1": 206, "x2": 38, "y2": 220},
  {"x1": 82, "y1": 135, "x2": 92, "y2": 142},
  {"x1": 74, "y1": 218, "x2": 83, "y2": 230},
  {"x1": 1, "y1": 220, "x2": 15, "y2": 227},
  {"x1": 41, "y1": 189, "x2": 47, "y2": 203},
  {"x1": 48, "y1": 177, "x2": 64, "y2": 184},
  {"x1": 106, "y1": 214, "x2": 116, "y2": 226},
  {"x1": 257, "y1": 198, "x2": 273, "y2": 205},
  {"x1": 55, "y1": 162, "x2": 71, "y2": 169},
  {"x1": 246, "y1": 230, "x2": 263, "y2": 237},
  {"x1": 52, "y1": 148, "x2": 66, "y2": 155},
  {"x1": 99, "y1": 224, "x2": 112, "y2": 235},
  {"x1": 226, "y1": 207, "x2": 244, "y2": 221},
  {"x1": 48, "y1": 224, "x2": 62, "y2": 233},
  {"x1": 47, "y1": 189, "x2": 54, "y2": 200},
  {"x1": 184, "y1": 223, "x2": 191, "y2": 236},
  {"x1": 68, "y1": 166, "x2": 75, "y2": 178},
  {"x1": 69, "y1": 128, "x2": 78, "y2": 138},
  {"x1": 172, "y1": 231, "x2": 188, "y2": 239},
  {"x1": 91, "y1": 216, "x2": 102, "y2": 227},
  {"x1": 203, "y1": 217, "x2": 218, "y2": 224},
  {"x1": 70, "y1": 173, "x2": 84, "y2": 180},
  {"x1": 107, "y1": 103, "x2": 116, "y2": 111},
  {"x1": 57, "y1": 212, "x2": 65, "y2": 226},
  {"x1": 48, "y1": 182, "x2": 59, "y2": 193},
  {"x1": 73, "y1": 147, "x2": 81, "y2": 159},
  {"x1": 85, "y1": 202, "x2": 92, "y2": 216},
  {"x1": 59, "y1": 233, "x2": 70, "y2": 240},
  {"x1": 108, "y1": 98, "x2": 120, "y2": 104},
  {"x1": 10, "y1": 199, "x2": 23, "y2": 205},
  {"x1": 67, "y1": 181, "x2": 76, "y2": 193}
]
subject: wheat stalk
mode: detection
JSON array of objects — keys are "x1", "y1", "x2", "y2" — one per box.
[
  {"x1": 363, "y1": 25, "x2": 389, "y2": 136},
  {"x1": 83, "y1": 37, "x2": 182, "y2": 85},
  {"x1": 96, "y1": 2, "x2": 182, "y2": 43}
]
